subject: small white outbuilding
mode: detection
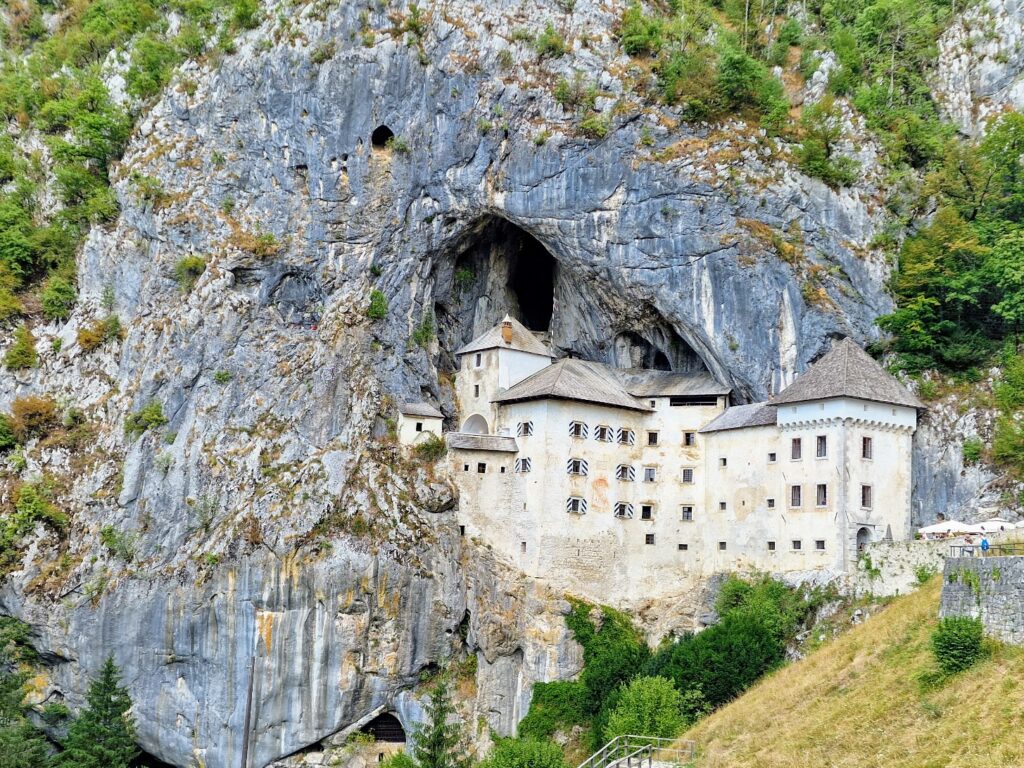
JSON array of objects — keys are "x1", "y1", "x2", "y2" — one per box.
[{"x1": 397, "y1": 402, "x2": 444, "y2": 446}]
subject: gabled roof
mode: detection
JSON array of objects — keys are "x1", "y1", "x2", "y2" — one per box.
[
  {"x1": 616, "y1": 369, "x2": 731, "y2": 398},
  {"x1": 772, "y1": 337, "x2": 924, "y2": 409},
  {"x1": 446, "y1": 433, "x2": 519, "y2": 452},
  {"x1": 700, "y1": 402, "x2": 777, "y2": 433},
  {"x1": 456, "y1": 315, "x2": 551, "y2": 357},
  {"x1": 398, "y1": 402, "x2": 444, "y2": 419},
  {"x1": 492, "y1": 358, "x2": 652, "y2": 411}
]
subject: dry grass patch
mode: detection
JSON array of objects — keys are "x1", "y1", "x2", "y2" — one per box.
[{"x1": 682, "y1": 578, "x2": 1024, "y2": 768}]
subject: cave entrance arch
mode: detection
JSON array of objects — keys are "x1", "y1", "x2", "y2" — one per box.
[
  {"x1": 360, "y1": 712, "x2": 407, "y2": 743},
  {"x1": 371, "y1": 125, "x2": 394, "y2": 149}
]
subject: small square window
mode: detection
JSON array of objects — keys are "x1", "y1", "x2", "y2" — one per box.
[
  {"x1": 767, "y1": 540, "x2": 776, "y2": 551},
  {"x1": 616, "y1": 464, "x2": 635, "y2": 481},
  {"x1": 518, "y1": 421, "x2": 534, "y2": 437},
  {"x1": 718, "y1": 541, "x2": 727, "y2": 551},
  {"x1": 684, "y1": 432, "x2": 696, "y2": 446},
  {"x1": 682, "y1": 468, "x2": 694, "y2": 484},
  {"x1": 767, "y1": 498, "x2": 775, "y2": 509},
  {"x1": 463, "y1": 464, "x2": 469, "y2": 472},
  {"x1": 521, "y1": 541, "x2": 527, "y2": 553},
  {"x1": 595, "y1": 425, "x2": 613, "y2": 441},
  {"x1": 645, "y1": 533, "x2": 655, "y2": 545},
  {"x1": 816, "y1": 539, "x2": 826, "y2": 550},
  {"x1": 678, "y1": 543, "x2": 689, "y2": 551},
  {"x1": 474, "y1": 353, "x2": 482, "y2": 367},
  {"x1": 474, "y1": 384, "x2": 480, "y2": 397},
  {"x1": 768, "y1": 452, "x2": 777, "y2": 463},
  {"x1": 719, "y1": 457, "x2": 727, "y2": 467},
  {"x1": 500, "y1": 466, "x2": 506, "y2": 473},
  {"x1": 459, "y1": 525, "x2": 465, "y2": 536},
  {"x1": 649, "y1": 400, "x2": 656, "y2": 408},
  {"x1": 719, "y1": 501, "x2": 727, "y2": 511},
  {"x1": 791, "y1": 438, "x2": 802, "y2": 460},
  {"x1": 647, "y1": 431, "x2": 659, "y2": 446},
  {"x1": 641, "y1": 504, "x2": 654, "y2": 520},
  {"x1": 816, "y1": 435, "x2": 828, "y2": 458},
  {"x1": 681, "y1": 505, "x2": 694, "y2": 521},
  {"x1": 570, "y1": 421, "x2": 588, "y2": 439},
  {"x1": 477, "y1": 463, "x2": 486, "y2": 474},
  {"x1": 792, "y1": 540, "x2": 802, "y2": 550},
  {"x1": 644, "y1": 467, "x2": 657, "y2": 482},
  {"x1": 415, "y1": 422, "x2": 423, "y2": 432}
]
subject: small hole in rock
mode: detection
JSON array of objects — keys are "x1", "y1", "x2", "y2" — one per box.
[{"x1": 371, "y1": 125, "x2": 394, "y2": 148}]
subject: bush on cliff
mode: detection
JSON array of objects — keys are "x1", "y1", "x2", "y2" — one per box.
[{"x1": 931, "y1": 616, "x2": 986, "y2": 676}]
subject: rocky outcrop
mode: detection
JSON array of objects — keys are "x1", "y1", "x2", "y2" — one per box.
[{"x1": 0, "y1": 0, "x2": 1010, "y2": 765}]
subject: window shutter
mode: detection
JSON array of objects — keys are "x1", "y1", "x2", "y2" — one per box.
[{"x1": 580, "y1": 459, "x2": 589, "y2": 476}]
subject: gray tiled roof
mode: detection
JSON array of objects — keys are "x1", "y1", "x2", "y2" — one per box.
[
  {"x1": 445, "y1": 433, "x2": 519, "y2": 452},
  {"x1": 615, "y1": 369, "x2": 731, "y2": 397},
  {"x1": 456, "y1": 316, "x2": 551, "y2": 357},
  {"x1": 700, "y1": 403, "x2": 777, "y2": 433},
  {"x1": 492, "y1": 358, "x2": 653, "y2": 411},
  {"x1": 398, "y1": 402, "x2": 444, "y2": 419},
  {"x1": 772, "y1": 337, "x2": 924, "y2": 409}
]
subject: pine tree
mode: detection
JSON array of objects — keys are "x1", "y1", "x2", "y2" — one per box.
[
  {"x1": 410, "y1": 674, "x2": 469, "y2": 768},
  {"x1": 53, "y1": 657, "x2": 137, "y2": 768},
  {"x1": 0, "y1": 653, "x2": 48, "y2": 768}
]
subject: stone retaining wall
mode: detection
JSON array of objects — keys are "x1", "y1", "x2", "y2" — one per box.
[{"x1": 940, "y1": 556, "x2": 1024, "y2": 645}]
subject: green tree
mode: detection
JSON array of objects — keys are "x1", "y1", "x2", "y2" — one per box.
[
  {"x1": 53, "y1": 657, "x2": 138, "y2": 768},
  {"x1": 409, "y1": 674, "x2": 469, "y2": 768},
  {"x1": 478, "y1": 738, "x2": 567, "y2": 768},
  {"x1": 0, "y1": 658, "x2": 48, "y2": 768},
  {"x1": 602, "y1": 676, "x2": 689, "y2": 743},
  {"x1": 988, "y1": 229, "x2": 1024, "y2": 334}
]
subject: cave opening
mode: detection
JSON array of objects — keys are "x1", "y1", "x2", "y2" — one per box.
[
  {"x1": 360, "y1": 712, "x2": 407, "y2": 743},
  {"x1": 371, "y1": 125, "x2": 394, "y2": 148},
  {"x1": 613, "y1": 330, "x2": 708, "y2": 373},
  {"x1": 507, "y1": 229, "x2": 555, "y2": 331}
]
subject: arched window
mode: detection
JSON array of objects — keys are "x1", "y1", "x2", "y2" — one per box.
[{"x1": 461, "y1": 414, "x2": 489, "y2": 434}]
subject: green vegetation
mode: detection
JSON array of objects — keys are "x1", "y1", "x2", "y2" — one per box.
[
  {"x1": 535, "y1": 24, "x2": 566, "y2": 58},
  {"x1": 174, "y1": 255, "x2": 206, "y2": 292},
  {"x1": 77, "y1": 314, "x2": 123, "y2": 352},
  {"x1": 478, "y1": 738, "x2": 568, "y2": 768},
  {"x1": 213, "y1": 370, "x2": 232, "y2": 384},
  {"x1": 0, "y1": 414, "x2": 15, "y2": 453},
  {"x1": 931, "y1": 616, "x2": 986, "y2": 676},
  {"x1": 405, "y1": 673, "x2": 470, "y2": 768},
  {"x1": 412, "y1": 314, "x2": 435, "y2": 348},
  {"x1": 685, "y1": 579, "x2": 1022, "y2": 768},
  {"x1": 124, "y1": 400, "x2": 167, "y2": 439},
  {"x1": 99, "y1": 524, "x2": 135, "y2": 561},
  {"x1": 0, "y1": 635, "x2": 48, "y2": 766},
  {"x1": 3, "y1": 324, "x2": 36, "y2": 370},
  {"x1": 10, "y1": 394, "x2": 58, "y2": 441},
  {"x1": 53, "y1": 657, "x2": 138, "y2": 768},
  {"x1": 602, "y1": 676, "x2": 693, "y2": 743},
  {"x1": 41, "y1": 275, "x2": 77, "y2": 321},
  {"x1": 368, "y1": 289, "x2": 388, "y2": 319},
  {"x1": 413, "y1": 433, "x2": 446, "y2": 462},
  {"x1": 962, "y1": 437, "x2": 983, "y2": 464}
]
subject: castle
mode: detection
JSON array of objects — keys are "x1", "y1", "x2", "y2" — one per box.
[{"x1": 404, "y1": 316, "x2": 923, "y2": 604}]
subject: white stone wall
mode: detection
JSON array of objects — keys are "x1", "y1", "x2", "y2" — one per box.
[{"x1": 397, "y1": 414, "x2": 443, "y2": 446}]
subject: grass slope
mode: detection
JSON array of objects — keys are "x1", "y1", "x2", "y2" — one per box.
[{"x1": 682, "y1": 578, "x2": 1024, "y2": 768}]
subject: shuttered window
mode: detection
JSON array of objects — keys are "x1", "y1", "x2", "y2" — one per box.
[
  {"x1": 567, "y1": 458, "x2": 589, "y2": 476},
  {"x1": 517, "y1": 421, "x2": 534, "y2": 437},
  {"x1": 613, "y1": 502, "x2": 634, "y2": 519},
  {"x1": 595, "y1": 425, "x2": 613, "y2": 442},
  {"x1": 615, "y1": 464, "x2": 636, "y2": 481},
  {"x1": 569, "y1": 421, "x2": 588, "y2": 439},
  {"x1": 566, "y1": 497, "x2": 588, "y2": 514},
  {"x1": 514, "y1": 457, "x2": 532, "y2": 473},
  {"x1": 616, "y1": 428, "x2": 635, "y2": 445}
]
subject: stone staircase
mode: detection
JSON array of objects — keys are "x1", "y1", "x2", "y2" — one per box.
[{"x1": 576, "y1": 736, "x2": 697, "y2": 768}]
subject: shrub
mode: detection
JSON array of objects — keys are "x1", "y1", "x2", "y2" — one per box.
[
  {"x1": 310, "y1": 41, "x2": 336, "y2": 64},
  {"x1": 566, "y1": 601, "x2": 650, "y2": 715},
  {"x1": 4, "y1": 324, "x2": 37, "y2": 370},
  {"x1": 962, "y1": 438, "x2": 983, "y2": 464},
  {"x1": 124, "y1": 400, "x2": 167, "y2": 439},
  {"x1": 126, "y1": 35, "x2": 182, "y2": 100},
  {"x1": 213, "y1": 370, "x2": 232, "y2": 384},
  {"x1": 479, "y1": 738, "x2": 567, "y2": 768},
  {"x1": 232, "y1": 0, "x2": 261, "y2": 29},
  {"x1": 41, "y1": 275, "x2": 77, "y2": 320},
  {"x1": 914, "y1": 565, "x2": 937, "y2": 586},
  {"x1": 12, "y1": 482, "x2": 66, "y2": 533},
  {"x1": 554, "y1": 73, "x2": 598, "y2": 112},
  {"x1": 931, "y1": 616, "x2": 986, "y2": 675},
  {"x1": 618, "y1": 3, "x2": 665, "y2": 56},
  {"x1": 579, "y1": 114, "x2": 610, "y2": 139},
  {"x1": 602, "y1": 676, "x2": 688, "y2": 744},
  {"x1": 174, "y1": 255, "x2": 206, "y2": 292},
  {"x1": 0, "y1": 415, "x2": 16, "y2": 453},
  {"x1": 368, "y1": 289, "x2": 388, "y2": 319},
  {"x1": 412, "y1": 314, "x2": 435, "y2": 348},
  {"x1": 535, "y1": 24, "x2": 566, "y2": 57},
  {"x1": 517, "y1": 680, "x2": 588, "y2": 739},
  {"x1": 77, "y1": 314, "x2": 123, "y2": 351},
  {"x1": 10, "y1": 395, "x2": 57, "y2": 441},
  {"x1": 100, "y1": 524, "x2": 135, "y2": 561},
  {"x1": 413, "y1": 433, "x2": 446, "y2": 462}
]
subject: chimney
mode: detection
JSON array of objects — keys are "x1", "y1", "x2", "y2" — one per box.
[{"x1": 501, "y1": 315, "x2": 513, "y2": 344}]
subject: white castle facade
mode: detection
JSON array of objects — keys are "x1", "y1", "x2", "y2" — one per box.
[{"x1": 404, "y1": 316, "x2": 923, "y2": 605}]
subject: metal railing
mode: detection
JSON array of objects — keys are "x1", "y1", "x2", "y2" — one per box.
[
  {"x1": 576, "y1": 736, "x2": 697, "y2": 768},
  {"x1": 949, "y1": 543, "x2": 1024, "y2": 558}
]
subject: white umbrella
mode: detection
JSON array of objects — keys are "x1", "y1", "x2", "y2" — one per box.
[
  {"x1": 974, "y1": 518, "x2": 1013, "y2": 533},
  {"x1": 918, "y1": 520, "x2": 973, "y2": 538}
]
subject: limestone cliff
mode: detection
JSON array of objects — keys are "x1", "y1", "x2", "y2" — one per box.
[{"x1": 0, "y1": 0, "x2": 1015, "y2": 765}]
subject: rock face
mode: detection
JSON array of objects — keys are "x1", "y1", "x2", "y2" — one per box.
[{"x1": 0, "y1": 0, "x2": 1010, "y2": 765}]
